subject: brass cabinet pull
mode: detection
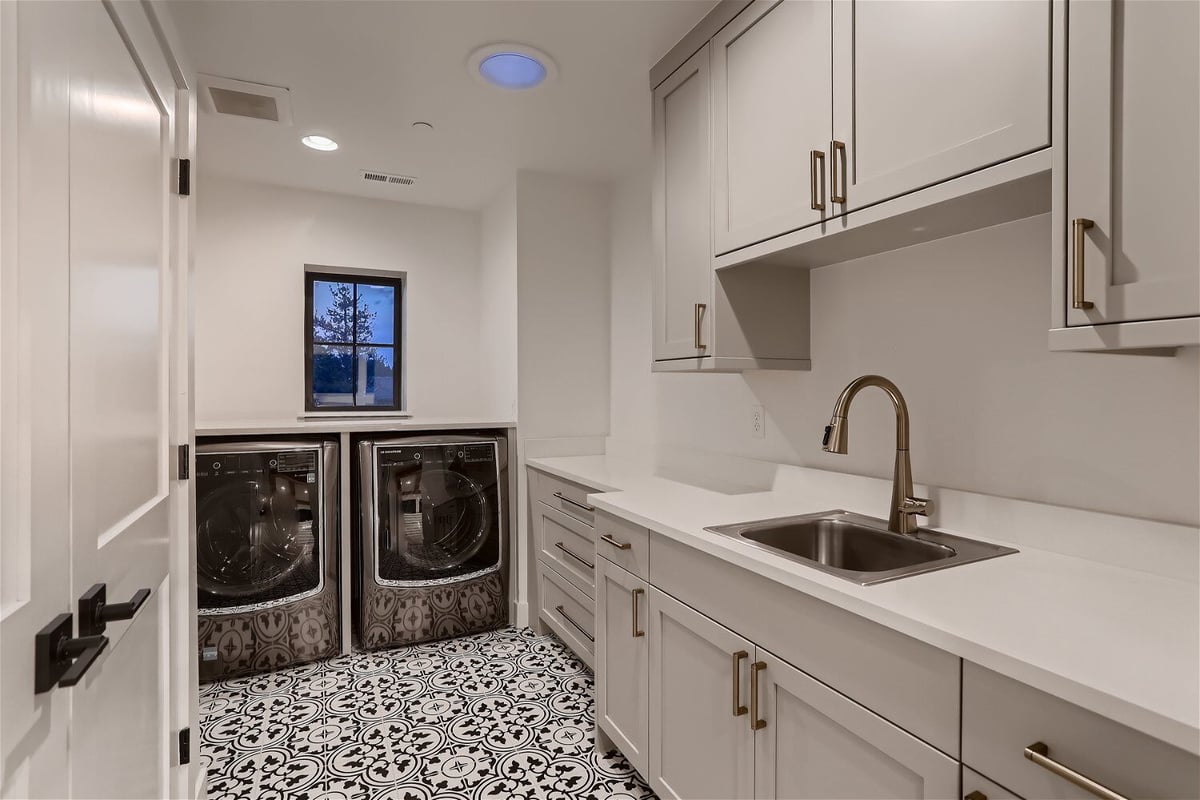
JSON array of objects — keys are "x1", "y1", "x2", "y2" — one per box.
[
  {"x1": 731, "y1": 651, "x2": 748, "y2": 717},
  {"x1": 694, "y1": 303, "x2": 707, "y2": 350},
  {"x1": 964, "y1": 793, "x2": 988, "y2": 800},
  {"x1": 1072, "y1": 218, "x2": 1095, "y2": 310},
  {"x1": 553, "y1": 491, "x2": 594, "y2": 513},
  {"x1": 810, "y1": 150, "x2": 827, "y2": 211},
  {"x1": 1024, "y1": 742, "x2": 1128, "y2": 800},
  {"x1": 831, "y1": 140, "x2": 847, "y2": 204},
  {"x1": 631, "y1": 587, "x2": 645, "y2": 638},
  {"x1": 554, "y1": 605, "x2": 594, "y2": 643},
  {"x1": 600, "y1": 534, "x2": 631, "y2": 551},
  {"x1": 553, "y1": 541, "x2": 595, "y2": 570},
  {"x1": 749, "y1": 660, "x2": 767, "y2": 730}
]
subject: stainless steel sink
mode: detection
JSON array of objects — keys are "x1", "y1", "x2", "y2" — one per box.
[{"x1": 705, "y1": 510, "x2": 1017, "y2": 585}]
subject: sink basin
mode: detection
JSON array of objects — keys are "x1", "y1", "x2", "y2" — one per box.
[{"x1": 705, "y1": 510, "x2": 1017, "y2": 585}]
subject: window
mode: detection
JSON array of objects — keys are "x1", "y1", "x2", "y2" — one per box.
[{"x1": 304, "y1": 269, "x2": 403, "y2": 411}]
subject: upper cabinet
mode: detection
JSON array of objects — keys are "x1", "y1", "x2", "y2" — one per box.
[
  {"x1": 1052, "y1": 0, "x2": 1200, "y2": 351},
  {"x1": 832, "y1": 0, "x2": 1050, "y2": 211},
  {"x1": 712, "y1": 0, "x2": 833, "y2": 254},
  {"x1": 652, "y1": 40, "x2": 811, "y2": 372},
  {"x1": 652, "y1": 45, "x2": 713, "y2": 362}
]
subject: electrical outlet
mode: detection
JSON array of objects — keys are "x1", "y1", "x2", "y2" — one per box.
[{"x1": 751, "y1": 405, "x2": 765, "y2": 439}]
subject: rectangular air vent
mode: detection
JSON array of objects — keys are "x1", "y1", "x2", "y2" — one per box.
[
  {"x1": 362, "y1": 170, "x2": 417, "y2": 186},
  {"x1": 199, "y1": 74, "x2": 293, "y2": 126}
]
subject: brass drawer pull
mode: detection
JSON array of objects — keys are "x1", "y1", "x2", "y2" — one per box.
[
  {"x1": 553, "y1": 491, "x2": 593, "y2": 513},
  {"x1": 554, "y1": 605, "x2": 594, "y2": 643},
  {"x1": 731, "y1": 650, "x2": 748, "y2": 717},
  {"x1": 964, "y1": 793, "x2": 987, "y2": 800},
  {"x1": 600, "y1": 534, "x2": 631, "y2": 551},
  {"x1": 1024, "y1": 742, "x2": 1128, "y2": 800},
  {"x1": 749, "y1": 660, "x2": 767, "y2": 730},
  {"x1": 1072, "y1": 218, "x2": 1095, "y2": 310},
  {"x1": 631, "y1": 587, "x2": 645, "y2": 638},
  {"x1": 810, "y1": 150, "x2": 826, "y2": 211},
  {"x1": 831, "y1": 140, "x2": 847, "y2": 204},
  {"x1": 694, "y1": 303, "x2": 707, "y2": 350},
  {"x1": 553, "y1": 542, "x2": 594, "y2": 570}
]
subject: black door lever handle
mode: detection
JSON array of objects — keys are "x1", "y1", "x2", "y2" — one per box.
[
  {"x1": 57, "y1": 634, "x2": 108, "y2": 687},
  {"x1": 35, "y1": 614, "x2": 109, "y2": 693},
  {"x1": 78, "y1": 583, "x2": 151, "y2": 637}
]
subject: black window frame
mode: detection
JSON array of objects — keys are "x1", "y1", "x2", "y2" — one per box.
[{"x1": 304, "y1": 269, "x2": 404, "y2": 412}]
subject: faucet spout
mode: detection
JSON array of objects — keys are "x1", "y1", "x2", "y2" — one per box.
[{"x1": 821, "y1": 375, "x2": 932, "y2": 535}]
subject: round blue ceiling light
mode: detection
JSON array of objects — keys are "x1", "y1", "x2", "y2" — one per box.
[{"x1": 479, "y1": 52, "x2": 547, "y2": 90}]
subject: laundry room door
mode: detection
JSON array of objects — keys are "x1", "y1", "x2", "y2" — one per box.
[{"x1": 0, "y1": 2, "x2": 186, "y2": 798}]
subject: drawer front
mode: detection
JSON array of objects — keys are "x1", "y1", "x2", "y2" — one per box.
[
  {"x1": 962, "y1": 767, "x2": 1022, "y2": 800},
  {"x1": 650, "y1": 532, "x2": 960, "y2": 757},
  {"x1": 531, "y1": 469, "x2": 597, "y2": 526},
  {"x1": 539, "y1": 564, "x2": 595, "y2": 667},
  {"x1": 595, "y1": 511, "x2": 650, "y2": 580},
  {"x1": 962, "y1": 662, "x2": 1200, "y2": 800},
  {"x1": 538, "y1": 503, "x2": 596, "y2": 597}
]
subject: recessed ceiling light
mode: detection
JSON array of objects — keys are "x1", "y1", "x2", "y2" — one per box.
[
  {"x1": 301, "y1": 134, "x2": 338, "y2": 151},
  {"x1": 468, "y1": 44, "x2": 557, "y2": 91}
]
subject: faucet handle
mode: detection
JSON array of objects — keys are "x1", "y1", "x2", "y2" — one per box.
[{"x1": 900, "y1": 496, "x2": 934, "y2": 517}]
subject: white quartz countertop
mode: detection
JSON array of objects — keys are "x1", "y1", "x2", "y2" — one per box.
[
  {"x1": 526, "y1": 454, "x2": 1200, "y2": 755},
  {"x1": 196, "y1": 417, "x2": 515, "y2": 436}
]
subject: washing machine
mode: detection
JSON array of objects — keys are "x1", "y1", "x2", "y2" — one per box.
[
  {"x1": 195, "y1": 440, "x2": 340, "y2": 681},
  {"x1": 355, "y1": 434, "x2": 508, "y2": 650}
]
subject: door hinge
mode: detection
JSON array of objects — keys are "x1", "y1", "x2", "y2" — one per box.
[
  {"x1": 177, "y1": 443, "x2": 190, "y2": 480},
  {"x1": 177, "y1": 158, "x2": 191, "y2": 196},
  {"x1": 178, "y1": 727, "x2": 191, "y2": 765}
]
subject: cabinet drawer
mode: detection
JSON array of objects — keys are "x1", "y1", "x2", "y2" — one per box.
[
  {"x1": 531, "y1": 469, "x2": 598, "y2": 526},
  {"x1": 539, "y1": 564, "x2": 595, "y2": 667},
  {"x1": 595, "y1": 511, "x2": 650, "y2": 580},
  {"x1": 650, "y1": 532, "x2": 960, "y2": 757},
  {"x1": 962, "y1": 662, "x2": 1199, "y2": 800},
  {"x1": 538, "y1": 503, "x2": 596, "y2": 598}
]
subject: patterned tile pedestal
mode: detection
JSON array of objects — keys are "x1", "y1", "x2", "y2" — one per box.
[{"x1": 199, "y1": 627, "x2": 658, "y2": 800}]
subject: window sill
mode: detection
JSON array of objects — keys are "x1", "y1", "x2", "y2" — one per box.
[{"x1": 299, "y1": 411, "x2": 413, "y2": 420}]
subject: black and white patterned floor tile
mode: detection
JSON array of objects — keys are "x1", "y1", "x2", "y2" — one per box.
[{"x1": 199, "y1": 627, "x2": 658, "y2": 800}]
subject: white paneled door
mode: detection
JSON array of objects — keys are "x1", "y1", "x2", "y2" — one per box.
[{"x1": 1, "y1": 2, "x2": 187, "y2": 798}]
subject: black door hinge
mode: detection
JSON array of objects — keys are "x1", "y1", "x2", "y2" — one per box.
[
  {"x1": 177, "y1": 443, "x2": 190, "y2": 480},
  {"x1": 177, "y1": 158, "x2": 191, "y2": 196},
  {"x1": 178, "y1": 727, "x2": 191, "y2": 765}
]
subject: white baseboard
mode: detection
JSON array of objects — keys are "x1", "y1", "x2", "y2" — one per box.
[{"x1": 511, "y1": 599, "x2": 529, "y2": 629}]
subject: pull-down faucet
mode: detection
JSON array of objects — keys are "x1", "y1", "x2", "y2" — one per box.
[{"x1": 822, "y1": 375, "x2": 933, "y2": 535}]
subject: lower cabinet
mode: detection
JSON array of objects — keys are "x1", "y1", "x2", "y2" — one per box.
[
  {"x1": 648, "y1": 588, "x2": 754, "y2": 800},
  {"x1": 601, "y1": 580, "x2": 959, "y2": 799},
  {"x1": 595, "y1": 555, "x2": 649, "y2": 776}
]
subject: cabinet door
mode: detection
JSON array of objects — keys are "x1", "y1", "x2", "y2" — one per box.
[
  {"x1": 653, "y1": 45, "x2": 712, "y2": 361},
  {"x1": 648, "y1": 588, "x2": 755, "y2": 800},
  {"x1": 1066, "y1": 0, "x2": 1200, "y2": 325},
  {"x1": 594, "y1": 557, "x2": 650, "y2": 776},
  {"x1": 753, "y1": 648, "x2": 958, "y2": 800},
  {"x1": 712, "y1": 0, "x2": 832, "y2": 255},
  {"x1": 831, "y1": 0, "x2": 1050, "y2": 212}
]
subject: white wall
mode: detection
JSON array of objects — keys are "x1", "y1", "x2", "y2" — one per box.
[
  {"x1": 516, "y1": 171, "x2": 611, "y2": 439},
  {"x1": 479, "y1": 183, "x2": 519, "y2": 421},
  {"x1": 195, "y1": 175, "x2": 488, "y2": 422},
  {"x1": 610, "y1": 171, "x2": 1200, "y2": 526}
]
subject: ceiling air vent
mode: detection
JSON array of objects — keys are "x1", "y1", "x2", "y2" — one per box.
[
  {"x1": 199, "y1": 74, "x2": 293, "y2": 125},
  {"x1": 362, "y1": 170, "x2": 417, "y2": 187}
]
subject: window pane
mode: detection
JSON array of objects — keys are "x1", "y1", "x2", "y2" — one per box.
[
  {"x1": 312, "y1": 344, "x2": 354, "y2": 407},
  {"x1": 312, "y1": 281, "x2": 356, "y2": 343},
  {"x1": 354, "y1": 347, "x2": 395, "y2": 407},
  {"x1": 357, "y1": 283, "x2": 395, "y2": 345}
]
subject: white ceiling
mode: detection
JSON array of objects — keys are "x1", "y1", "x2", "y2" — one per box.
[{"x1": 169, "y1": 0, "x2": 716, "y2": 210}]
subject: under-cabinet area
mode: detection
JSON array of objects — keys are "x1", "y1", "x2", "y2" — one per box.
[{"x1": 3, "y1": 0, "x2": 1198, "y2": 798}]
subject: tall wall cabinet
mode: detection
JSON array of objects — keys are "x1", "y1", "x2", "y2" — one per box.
[{"x1": 1051, "y1": 0, "x2": 1200, "y2": 351}]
